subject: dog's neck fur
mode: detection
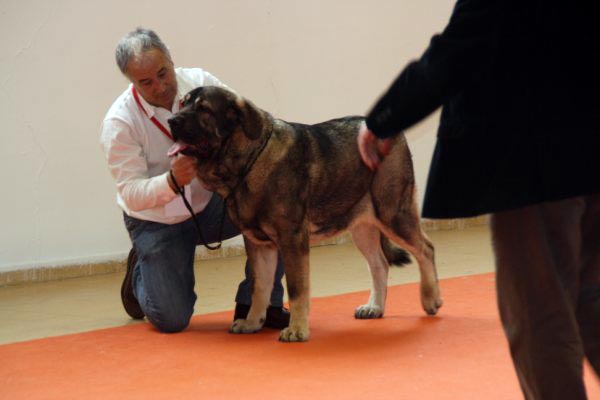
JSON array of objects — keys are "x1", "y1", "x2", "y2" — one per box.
[{"x1": 203, "y1": 111, "x2": 275, "y2": 200}]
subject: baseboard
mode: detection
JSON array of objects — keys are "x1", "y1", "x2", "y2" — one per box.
[
  {"x1": 0, "y1": 216, "x2": 489, "y2": 287},
  {"x1": 421, "y1": 215, "x2": 489, "y2": 231}
]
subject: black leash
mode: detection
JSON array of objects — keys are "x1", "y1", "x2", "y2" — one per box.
[
  {"x1": 170, "y1": 122, "x2": 273, "y2": 250},
  {"x1": 170, "y1": 170, "x2": 225, "y2": 250}
]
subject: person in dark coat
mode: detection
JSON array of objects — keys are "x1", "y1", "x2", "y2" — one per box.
[{"x1": 357, "y1": 0, "x2": 600, "y2": 398}]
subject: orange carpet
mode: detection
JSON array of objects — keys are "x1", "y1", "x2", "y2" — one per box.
[{"x1": 1, "y1": 273, "x2": 598, "y2": 400}]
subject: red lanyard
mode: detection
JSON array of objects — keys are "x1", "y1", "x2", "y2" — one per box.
[{"x1": 131, "y1": 86, "x2": 174, "y2": 141}]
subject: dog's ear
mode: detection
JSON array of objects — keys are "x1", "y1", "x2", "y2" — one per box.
[
  {"x1": 222, "y1": 107, "x2": 239, "y2": 134},
  {"x1": 235, "y1": 97, "x2": 264, "y2": 140}
]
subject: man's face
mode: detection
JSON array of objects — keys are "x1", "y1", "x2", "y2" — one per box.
[{"x1": 126, "y1": 48, "x2": 177, "y2": 110}]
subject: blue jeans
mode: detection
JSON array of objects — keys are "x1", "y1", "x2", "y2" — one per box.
[{"x1": 124, "y1": 194, "x2": 285, "y2": 333}]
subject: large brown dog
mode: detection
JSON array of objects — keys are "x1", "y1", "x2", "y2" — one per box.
[{"x1": 168, "y1": 86, "x2": 442, "y2": 342}]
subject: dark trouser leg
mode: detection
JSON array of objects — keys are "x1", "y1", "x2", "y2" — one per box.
[
  {"x1": 577, "y1": 194, "x2": 600, "y2": 375},
  {"x1": 195, "y1": 194, "x2": 285, "y2": 307},
  {"x1": 491, "y1": 197, "x2": 589, "y2": 400},
  {"x1": 235, "y1": 254, "x2": 285, "y2": 307}
]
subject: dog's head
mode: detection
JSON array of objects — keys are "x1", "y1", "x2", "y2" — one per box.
[{"x1": 167, "y1": 86, "x2": 265, "y2": 160}]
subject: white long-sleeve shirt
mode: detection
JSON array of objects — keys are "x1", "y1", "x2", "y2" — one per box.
[{"x1": 100, "y1": 67, "x2": 228, "y2": 224}]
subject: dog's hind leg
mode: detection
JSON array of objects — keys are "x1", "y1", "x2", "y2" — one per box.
[
  {"x1": 371, "y1": 135, "x2": 442, "y2": 315},
  {"x1": 230, "y1": 239, "x2": 278, "y2": 334},
  {"x1": 411, "y1": 229, "x2": 443, "y2": 315},
  {"x1": 350, "y1": 223, "x2": 390, "y2": 319},
  {"x1": 380, "y1": 206, "x2": 443, "y2": 316}
]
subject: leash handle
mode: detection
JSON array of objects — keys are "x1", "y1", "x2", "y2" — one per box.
[{"x1": 169, "y1": 170, "x2": 224, "y2": 250}]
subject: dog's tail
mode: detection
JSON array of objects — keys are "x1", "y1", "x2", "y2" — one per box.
[{"x1": 381, "y1": 237, "x2": 411, "y2": 266}]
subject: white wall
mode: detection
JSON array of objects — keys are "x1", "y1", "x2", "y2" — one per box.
[{"x1": 0, "y1": 0, "x2": 454, "y2": 272}]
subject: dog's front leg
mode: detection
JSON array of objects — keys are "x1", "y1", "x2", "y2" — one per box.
[
  {"x1": 230, "y1": 239, "x2": 277, "y2": 334},
  {"x1": 278, "y1": 230, "x2": 311, "y2": 342}
]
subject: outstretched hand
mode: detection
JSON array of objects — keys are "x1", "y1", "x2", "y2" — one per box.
[{"x1": 357, "y1": 122, "x2": 392, "y2": 171}]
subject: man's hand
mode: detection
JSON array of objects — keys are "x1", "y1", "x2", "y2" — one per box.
[
  {"x1": 168, "y1": 154, "x2": 197, "y2": 191},
  {"x1": 357, "y1": 122, "x2": 392, "y2": 171}
]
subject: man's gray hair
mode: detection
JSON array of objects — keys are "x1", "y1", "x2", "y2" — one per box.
[{"x1": 115, "y1": 27, "x2": 172, "y2": 75}]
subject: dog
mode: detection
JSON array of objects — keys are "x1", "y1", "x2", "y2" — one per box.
[{"x1": 168, "y1": 86, "x2": 442, "y2": 342}]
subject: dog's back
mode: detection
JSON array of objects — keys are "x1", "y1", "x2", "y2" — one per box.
[{"x1": 274, "y1": 115, "x2": 414, "y2": 241}]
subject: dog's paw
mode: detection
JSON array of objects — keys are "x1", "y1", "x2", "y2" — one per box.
[
  {"x1": 422, "y1": 297, "x2": 443, "y2": 315},
  {"x1": 278, "y1": 325, "x2": 310, "y2": 342},
  {"x1": 354, "y1": 304, "x2": 384, "y2": 319},
  {"x1": 229, "y1": 318, "x2": 264, "y2": 334},
  {"x1": 421, "y1": 281, "x2": 443, "y2": 315},
  {"x1": 421, "y1": 288, "x2": 443, "y2": 316}
]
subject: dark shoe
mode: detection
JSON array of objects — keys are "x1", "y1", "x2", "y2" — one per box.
[
  {"x1": 234, "y1": 303, "x2": 290, "y2": 329},
  {"x1": 121, "y1": 248, "x2": 145, "y2": 319}
]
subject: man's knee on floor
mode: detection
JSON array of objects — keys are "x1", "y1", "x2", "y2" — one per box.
[
  {"x1": 142, "y1": 298, "x2": 194, "y2": 333},
  {"x1": 148, "y1": 312, "x2": 192, "y2": 333}
]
